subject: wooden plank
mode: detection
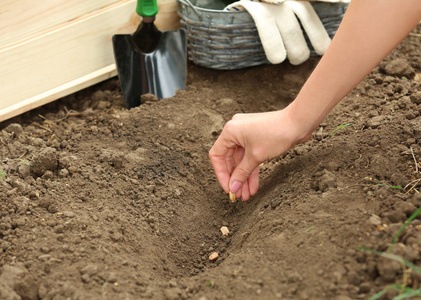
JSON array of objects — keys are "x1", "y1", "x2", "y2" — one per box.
[
  {"x1": 0, "y1": 0, "x2": 137, "y2": 121},
  {"x1": 0, "y1": 65, "x2": 117, "y2": 122},
  {"x1": 156, "y1": 0, "x2": 182, "y2": 31},
  {"x1": 0, "y1": 0, "x2": 122, "y2": 48}
]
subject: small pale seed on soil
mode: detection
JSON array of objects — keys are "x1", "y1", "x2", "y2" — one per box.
[
  {"x1": 369, "y1": 214, "x2": 381, "y2": 226},
  {"x1": 220, "y1": 226, "x2": 229, "y2": 236},
  {"x1": 209, "y1": 252, "x2": 219, "y2": 261}
]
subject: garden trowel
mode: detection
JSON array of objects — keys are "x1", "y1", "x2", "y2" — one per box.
[{"x1": 112, "y1": 0, "x2": 186, "y2": 109}]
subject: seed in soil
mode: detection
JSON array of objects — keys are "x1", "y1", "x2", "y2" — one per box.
[
  {"x1": 209, "y1": 252, "x2": 219, "y2": 261},
  {"x1": 220, "y1": 226, "x2": 229, "y2": 236}
]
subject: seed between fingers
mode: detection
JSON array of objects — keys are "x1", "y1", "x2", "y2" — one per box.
[{"x1": 229, "y1": 191, "x2": 236, "y2": 202}]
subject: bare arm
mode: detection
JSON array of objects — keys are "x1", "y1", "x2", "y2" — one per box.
[{"x1": 289, "y1": 0, "x2": 421, "y2": 141}]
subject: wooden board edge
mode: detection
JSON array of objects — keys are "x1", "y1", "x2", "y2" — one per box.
[{"x1": 0, "y1": 65, "x2": 118, "y2": 123}]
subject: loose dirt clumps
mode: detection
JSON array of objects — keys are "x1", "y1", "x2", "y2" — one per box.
[
  {"x1": 30, "y1": 147, "x2": 58, "y2": 177},
  {"x1": 0, "y1": 25, "x2": 420, "y2": 300}
]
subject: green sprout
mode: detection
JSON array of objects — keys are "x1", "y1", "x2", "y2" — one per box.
[
  {"x1": 388, "y1": 206, "x2": 421, "y2": 252},
  {"x1": 18, "y1": 159, "x2": 30, "y2": 166},
  {"x1": 305, "y1": 226, "x2": 315, "y2": 232},
  {"x1": 330, "y1": 123, "x2": 354, "y2": 135},
  {"x1": 360, "y1": 206, "x2": 421, "y2": 299},
  {"x1": 0, "y1": 169, "x2": 6, "y2": 180},
  {"x1": 377, "y1": 183, "x2": 403, "y2": 190},
  {"x1": 360, "y1": 246, "x2": 421, "y2": 300},
  {"x1": 368, "y1": 284, "x2": 420, "y2": 300}
]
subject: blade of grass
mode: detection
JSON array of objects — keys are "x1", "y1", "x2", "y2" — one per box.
[
  {"x1": 18, "y1": 159, "x2": 30, "y2": 166},
  {"x1": 394, "y1": 288, "x2": 421, "y2": 300},
  {"x1": 359, "y1": 247, "x2": 421, "y2": 273},
  {"x1": 377, "y1": 184, "x2": 403, "y2": 189},
  {"x1": 369, "y1": 284, "x2": 418, "y2": 300},
  {"x1": 369, "y1": 284, "x2": 401, "y2": 300},
  {"x1": 388, "y1": 206, "x2": 421, "y2": 252},
  {"x1": 305, "y1": 226, "x2": 315, "y2": 232},
  {"x1": 330, "y1": 123, "x2": 354, "y2": 135}
]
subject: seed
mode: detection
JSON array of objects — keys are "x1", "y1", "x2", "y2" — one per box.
[
  {"x1": 220, "y1": 226, "x2": 229, "y2": 236},
  {"x1": 229, "y1": 191, "x2": 236, "y2": 202},
  {"x1": 209, "y1": 252, "x2": 219, "y2": 261}
]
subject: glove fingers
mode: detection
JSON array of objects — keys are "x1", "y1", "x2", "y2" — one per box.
[
  {"x1": 231, "y1": 2, "x2": 287, "y2": 64},
  {"x1": 274, "y1": 5, "x2": 310, "y2": 65},
  {"x1": 285, "y1": 1, "x2": 331, "y2": 55}
]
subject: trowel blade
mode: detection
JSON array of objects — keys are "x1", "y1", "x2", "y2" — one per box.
[{"x1": 112, "y1": 29, "x2": 186, "y2": 109}]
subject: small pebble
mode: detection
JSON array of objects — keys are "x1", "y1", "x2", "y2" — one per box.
[
  {"x1": 5, "y1": 123, "x2": 23, "y2": 136},
  {"x1": 63, "y1": 211, "x2": 75, "y2": 218},
  {"x1": 369, "y1": 214, "x2": 381, "y2": 226},
  {"x1": 38, "y1": 254, "x2": 51, "y2": 262},
  {"x1": 141, "y1": 93, "x2": 158, "y2": 103}
]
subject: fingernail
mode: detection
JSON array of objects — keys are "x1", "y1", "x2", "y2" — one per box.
[{"x1": 230, "y1": 181, "x2": 242, "y2": 194}]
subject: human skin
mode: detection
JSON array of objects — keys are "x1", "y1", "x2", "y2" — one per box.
[{"x1": 209, "y1": 0, "x2": 421, "y2": 201}]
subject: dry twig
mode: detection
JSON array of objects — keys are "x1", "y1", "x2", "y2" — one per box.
[
  {"x1": 38, "y1": 107, "x2": 82, "y2": 123},
  {"x1": 17, "y1": 148, "x2": 29, "y2": 160},
  {"x1": 32, "y1": 122, "x2": 53, "y2": 133},
  {"x1": 0, "y1": 138, "x2": 11, "y2": 154},
  {"x1": 405, "y1": 178, "x2": 421, "y2": 195},
  {"x1": 410, "y1": 147, "x2": 419, "y2": 174}
]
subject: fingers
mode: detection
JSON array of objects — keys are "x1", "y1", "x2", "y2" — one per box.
[
  {"x1": 234, "y1": 2, "x2": 287, "y2": 64},
  {"x1": 274, "y1": 4, "x2": 310, "y2": 65},
  {"x1": 210, "y1": 113, "x2": 271, "y2": 201},
  {"x1": 209, "y1": 152, "x2": 230, "y2": 194},
  {"x1": 249, "y1": 166, "x2": 260, "y2": 196},
  {"x1": 232, "y1": 146, "x2": 245, "y2": 200},
  {"x1": 209, "y1": 120, "x2": 244, "y2": 194},
  {"x1": 225, "y1": 147, "x2": 236, "y2": 177},
  {"x1": 241, "y1": 181, "x2": 250, "y2": 202},
  {"x1": 284, "y1": 1, "x2": 330, "y2": 55},
  {"x1": 209, "y1": 134, "x2": 235, "y2": 194},
  {"x1": 232, "y1": 146, "x2": 259, "y2": 201},
  {"x1": 229, "y1": 149, "x2": 260, "y2": 196},
  {"x1": 238, "y1": 166, "x2": 259, "y2": 201}
]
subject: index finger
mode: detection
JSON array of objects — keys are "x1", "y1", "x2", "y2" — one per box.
[{"x1": 209, "y1": 135, "x2": 236, "y2": 194}]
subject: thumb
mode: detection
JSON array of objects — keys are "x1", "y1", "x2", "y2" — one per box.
[{"x1": 229, "y1": 152, "x2": 259, "y2": 194}]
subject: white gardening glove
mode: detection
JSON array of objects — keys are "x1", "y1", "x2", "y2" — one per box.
[{"x1": 225, "y1": 0, "x2": 331, "y2": 65}]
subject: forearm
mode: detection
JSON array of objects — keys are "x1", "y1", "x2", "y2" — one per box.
[{"x1": 288, "y1": 0, "x2": 421, "y2": 140}]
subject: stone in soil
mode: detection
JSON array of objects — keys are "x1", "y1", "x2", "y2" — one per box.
[
  {"x1": 380, "y1": 58, "x2": 415, "y2": 78},
  {"x1": 30, "y1": 147, "x2": 58, "y2": 177}
]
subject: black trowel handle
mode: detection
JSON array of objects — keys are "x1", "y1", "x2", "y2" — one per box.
[{"x1": 132, "y1": 0, "x2": 162, "y2": 53}]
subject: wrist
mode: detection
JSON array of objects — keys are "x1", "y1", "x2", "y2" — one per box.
[{"x1": 281, "y1": 104, "x2": 315, "y2": 146}]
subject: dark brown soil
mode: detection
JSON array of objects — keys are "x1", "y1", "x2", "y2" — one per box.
[{"x1": 0, "y1": 25, "x2": 420, "y2": 300}]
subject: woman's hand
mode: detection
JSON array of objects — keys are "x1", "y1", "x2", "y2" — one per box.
[{"x1": 209, "y1": 108, "x2": 310, "y2": 201}]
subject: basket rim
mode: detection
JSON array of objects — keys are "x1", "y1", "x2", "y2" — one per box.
[
  {"x1": 177, "y1": 0, "x2": 348, "y2": 13},
  {"x1": 177, "y1": 0, "x2": 250, "y2": 14}
]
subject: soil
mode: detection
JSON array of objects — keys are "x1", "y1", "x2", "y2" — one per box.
[{"x1": 0, "y1": 25, "x2": 420, "y2": 300}]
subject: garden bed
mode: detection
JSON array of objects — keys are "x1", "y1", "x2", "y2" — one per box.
[{"x1": 0, "y1": 25, "x2": 420, "y2": 300}]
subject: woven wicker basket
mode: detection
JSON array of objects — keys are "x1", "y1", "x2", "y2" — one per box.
[{"x1": 177, "y1": 0, "x2": 348, "y2": 70}]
